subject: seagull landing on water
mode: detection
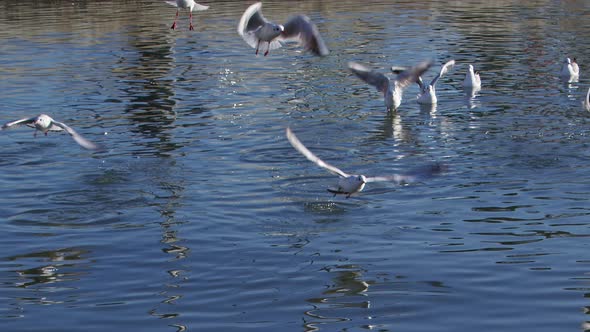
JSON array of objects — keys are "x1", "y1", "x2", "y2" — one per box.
[
  {"x1": 286, "y1": 127, "x2": 445, "y2": 198},
  {"x1": 348, "y1": 60, "x2": 433, "y2": 112},
  {"x1": 166, "y1": 0, "x2": 209, "y2": 31},
  {"x1": 237, "y1": 2, "x2": 329, "y2": 57},
  {"x1": 560, "y1": 57, "x2": 579, "y2": 83},
  {"x1": 416, "y1": 60, "x2": 455, "y2": 105},
  {"x1": 462, "y1": 64, "x2": 481, "y2": 90},
  {"x1": 1, "y1": 114, "x2": 101, "y2": 150}
]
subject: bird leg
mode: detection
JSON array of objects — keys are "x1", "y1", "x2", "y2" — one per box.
[
  {"x1": 189, "y1": 11, "x2": 194, "y2": 31},
  {"x1": 255, "y1": 41, "x2": 260, "y2": 55},
  {"x1": 170, "y1": 10, "x2": 179, "y2": 30},
  {"x1": 264, "y1": 42, "x2": 270, "y2": 56}
]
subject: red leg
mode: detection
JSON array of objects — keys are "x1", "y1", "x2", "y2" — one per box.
[
  {"x1": 264, "y1": 42, "x2": 270, "y2": 56},
  {"x1": 255, "y1": 41, "x2": 260, "y2": 55},
  {"x1": 170, "y1": 10, "x2": 179, "y2": 30},
  {"x1": 189, "y1": 12, "x2": 194, "y2": 31}
]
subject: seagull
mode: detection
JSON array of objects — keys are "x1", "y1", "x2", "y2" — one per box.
[
  {"x1": 462, "y1": 64, "x2": 481, "y2": 90},
  {"x1": 237, "y1": 2, "x2": 329, "y2": 56},
  {"x1": 166, "y1": 0, "x2": 209, "y2": 31},
  {"x1": 560, "y1": 57, "x2": 579, "y2": 82},
  {"x1": 416, "y1": 60, "x2": 455, "y2": 105},
  {"x1": 286, "y1": 127, "x2": 444, "y2": 198},
  {"x1": 583, "y1": 87, "x2": 590, "y2": 111},
  {"x1": 1, "y1": 114, "x2": 101, "y2": 150},
  {"x1": 348, "y1": 60, "x2": 433, "y2": 111}
]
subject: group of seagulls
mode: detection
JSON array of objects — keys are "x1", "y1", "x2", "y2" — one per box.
[{"x1": 1, "y1": 2, "x2": 587, "y2": 198}]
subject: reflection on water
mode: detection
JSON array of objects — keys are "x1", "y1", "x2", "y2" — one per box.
[{"x1": 2, "y1": 0, "x2": 590, "y2": 331}]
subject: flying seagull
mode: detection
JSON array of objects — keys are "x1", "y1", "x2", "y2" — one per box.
[
  {"x1": 286, "y1": 127, "x2": 444, "y2": 198},
  {"x1": 1, "y1": 114, "x2": 101, "y2": 150},
  {"x1": 237, "y1": 2, "x2": 329, "y2": 56},
  {"x1": 166, "y1": 0, "x2": 209, "y2": 31},
  {"x1": 348, "y1": 60, "x2": 433, "y2": 111}
]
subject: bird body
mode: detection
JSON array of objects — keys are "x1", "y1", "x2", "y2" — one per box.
[
  {"x1": 583, "y1": 87, "x2": 590, "y2": 112},
  {"x1": 237, "y1": 2, "x2": 329, "y2": 56},
  {"x1": 416, "y1": 60, "x2": 455, "y2": 105},
  {"x1": 348, "y1": 60, "x2": 433, "y2": 111},
  {"x1": 560, "y1": 57, "x2": 579, "y2": 82},
  {"x1": 462, "y1": 64, "x2": 481, "y2": 90},
  {"x1": 1, "y1": 114, "x2": 101, "y2": 150}
]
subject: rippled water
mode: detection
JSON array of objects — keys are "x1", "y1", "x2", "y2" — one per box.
[{"x1": 1, "y1": 0, "x2": 590, "y2": 331}]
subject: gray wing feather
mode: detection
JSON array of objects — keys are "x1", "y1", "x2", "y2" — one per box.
[
  {"x1": 348, "y1": 62, "x2": 391, "y2": 94},
  {"x1": 395, "y1": 59, "x2": 434, "y2": 90},
  {"x1": 52, "y1": 121, "x2": 101, "y2": 150},
  {"x1": 286, "y1": 127, "x2": 349, "y2": 178},
  {"x1": 366, "y1": 163, "x2": 447, "y2": 184},
  {"x1": 281, "y1": 15, "x2": 329, "y2": 56},
  {"x1": 1, "y1": 117, "x2": 36, "y2": 129},
  {"x1": 237, "y1": 2, "x2": 267, "y2": 36}
]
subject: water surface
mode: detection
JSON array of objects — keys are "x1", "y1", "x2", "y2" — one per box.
[{"x1": 1, "y1": 1, "x2": 590, "y2": 331}]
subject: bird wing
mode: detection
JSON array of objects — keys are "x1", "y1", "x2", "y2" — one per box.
[
  {"x1": 237, "y1": 2, "x2": 267, "y2": 36},
  {"x1": 390, "y1": 65, "x2": 409, "y2": 74},
  {"x1": 348, "y1": 62, "x2": 391, "y2": 94},
  {"x1": 394, "y1": 59, "x2": 434, "y2": 90},
  {"x1": 1, "y1": 116, "x2": 37, "y2": 130},
  {"x1": 429, "y1": 60, "x2": 456, "y2": 87},
  {"x1": 165, "y1": 0, "x2": 178, "y2": 7},
  {"x1": 280, "y1": 15, "x2": 329, "y2": 56},
  {"x1": 286, "y1": 127, "x2": 349, "y2": 178},
  {"x1": 416, "y1": 76, "x2": 426, "y2": 92},
  {"x1": 192, "y1": 3, "x2": 209, "y2": 11},
  {"x1": 366, "y1": 163, "x2": 447, "y2": 184},
  {"x1": 51, "y1": 121, "x2": 101, "y2": 150}
]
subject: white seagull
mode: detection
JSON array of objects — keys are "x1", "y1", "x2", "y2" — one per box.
[
  {"x1": 237, "y1": 2, "x2": 329, "y2": 56},
  {"x1": 286, "y1": 127, "x2": 444, "y2": 198},
  {"x1": 583, "y1": 87, "x2": 590, "y2": 112},
  {"x1": 1, "y1": 114, "x2": 101, "y2": 150},
  {"x1": 166, "y1": 0, "x2": 209, "y2": 31},
  {"x1": 416, "y1": 60, "x2": 455, "y2": 105},
  {"x1": 348, "y1": 60, "x2": 433, "y2": 111},
  {"x1": 462, "y1": 64, "x2": 481, "y2": 90},
  {"x1": 560, "y1": 57, "x2": 579, "y2": 82}
]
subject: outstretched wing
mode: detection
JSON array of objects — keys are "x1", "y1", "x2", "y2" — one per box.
[
  {"x1": 429, "y1": 60, "x2": 455, "y2": 87},
  {"x1": 237, "y1": 2, "x2": 270, "y2": 49},
  {"x1": 366, "y1": 163, "x2": 447, "y2": 184},
  {"x1": 280, "y1": 15, "x2": 329, "y2": 56},
  {"x1": 191, "y1": 3, "x2": 209, "y2": 11},
  {"x1": 286, "y1": 127, "x2": 349, "y2": 178},
  {"x1": 1, "y1": 116, "x2": 36, "y2": 130},
  {"x1": 395, "y1": 59, "x2": 434, "y2": 90},
  {"x1": 348, "y1": 62, "x2": 391, "y2": 94},
  {"x1": 51, "y1": 121, "x2": 102, "y2": 150},
  {"x1": 238, "y1": 2, "x2": 267, "y2": 35}
]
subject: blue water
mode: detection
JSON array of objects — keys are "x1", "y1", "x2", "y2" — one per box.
[{"x1": 1, "y1": 1, "x2": 590, "y2": 331}]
